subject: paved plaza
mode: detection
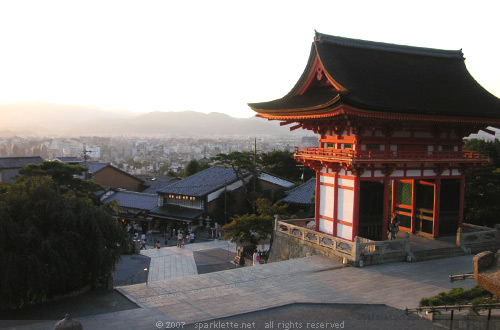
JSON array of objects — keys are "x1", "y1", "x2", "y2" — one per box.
[{"x1": 3, "y1": 240, "x2": 476, "y2": 330}]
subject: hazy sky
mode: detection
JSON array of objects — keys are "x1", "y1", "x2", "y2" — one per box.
[{"x1": 0, "y1": 1, "x2": 499, "y2": 118}]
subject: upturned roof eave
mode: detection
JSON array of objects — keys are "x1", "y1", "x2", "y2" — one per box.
[{"x1": 255, "y1": 103, "x2": 500, "y2": 126}]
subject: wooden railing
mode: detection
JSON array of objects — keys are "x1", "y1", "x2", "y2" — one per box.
[
  {"x1": 294, "y1": 147, "x2": 489, "y2": 163},
  {"x1": 275, "y1": 217, "x2": 410, "y2": 265}
]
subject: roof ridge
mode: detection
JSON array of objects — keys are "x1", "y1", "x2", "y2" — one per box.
[
  {"x1": 314, "y1": 31, "x2": 464, "y2": 60},
  {"x1": 116, "y1": 190, "x2": 157, "y2": 196}
]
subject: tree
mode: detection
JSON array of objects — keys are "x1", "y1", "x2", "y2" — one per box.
[
  {"x1": 184, "y1": 159, "x2": 201, "y2": 177},
  {"x1": 463, "y1": 139, "x2": 500, "y2": 227},
  {"x1": 260, "y1": 150, "x2": 315, "y2": 182},
  {"x1": 221, "y1": 198, "x2": 290, "y2": 246},
  {"x1": 212, "y1": 152, "x2": 255, "y2": 206},
  {"x1": 0, "y1": 171, "x2": 126, "y2": 310},
  {"x1": 18, "y1": 161, "x2": 103, "y2": 204},
  {"x1": 221, "y1": 214, "x2": 273, "y2": 247}
]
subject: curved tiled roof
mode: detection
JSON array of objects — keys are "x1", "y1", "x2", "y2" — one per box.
[
  {"x1": 281, "y1": 178, "x2": 315, "y2": 205},
  {"x1": 158, "y1": 166, "x2": 249, "y2": 197},
  {"x1": 249, "y1": 32, "x2": 500, "y2": 120},
  {"x1": 101, "y1": 191, "x2": 158, "y2": 210}
]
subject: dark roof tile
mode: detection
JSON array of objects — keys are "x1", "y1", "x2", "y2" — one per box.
[
  {"x1": 282, "y1": 178, "x2": 315, "y2": 205},
  {"x1": 158, "y1": 166, "x2": 249, "y2": 197},
  {"x1": 250, "y1": 32, "x2": 500, "y2": 119},
  {"x1": 101, "y1": 191, "x2": 158, "y2": 210}
]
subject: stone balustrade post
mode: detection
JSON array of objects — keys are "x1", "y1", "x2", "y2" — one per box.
[{"x1": 352, "y1": 236, "x2": 361, "y2": 262}]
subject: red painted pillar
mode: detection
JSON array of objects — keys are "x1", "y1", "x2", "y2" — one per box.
[
  {"x1": 392, "y1": 180, "x2": 397, "y2": 215},
  {"x1": 433, "y1": 177, "x2": 441, "y2": 238},
  {"x1": 333, "y1": 171, "x2": 338, "y2": 237},
  {"x1": 382, "y1": 177, "x2": 390, "y2": 240},
  {"x1": 411, "y1": 179, "x2": 417, "y2": 233},
  {"x1": 352, "y1": 176, "x2": 361, "y2": 240},
  {"x1": 458, "y1": 175, "x2": 465, "y2": 228},
  {"x1": 315, "y1": 169, "x2": 321, "y2": 231}
]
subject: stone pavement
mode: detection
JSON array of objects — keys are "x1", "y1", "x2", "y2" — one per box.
[
  {"x1": 140, "y1": 240, "x2": 237, "y2": 282},
  {"x1": 7, "y1": 244, "x2": 476, "y2": 330}
]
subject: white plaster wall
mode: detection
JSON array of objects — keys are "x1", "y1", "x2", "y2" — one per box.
[
  {"x1": 406, "y1": 170, "x2": 420, "y2": 177},
  {"x1": 423, "y1": 169, "x2": 435, "y2": 176},
  {"x1": 320, "y1": 175, "x2": 335, "y2": 184},
  {"x1": 319, "y1": 185, "x2": 334, "y2": 219},
  {"x1": 361, "y1": 170, "x2": 372, "y2": 178},
  {"x1": 390, "y1": 145, "x2": 397, "y2": 151},
  {"x1": 337, "y1": 188, "x2": 354, "y2": 222},
  {"x1": 337, "y1": 223, "x2": 353, "y2": 240},
  {"x1": 428, "y1": 146, "x2": 434, "y2": 152},
  {"x1": 374, "y1": 170, "x2": 384, "y2": 177},
  {"x1": 392, "y1": 170, "x2": 404, "y2": 177},
  {"x1": 452, "y1": 169, "x2": 461, "y2": 176},
  {"x1": 207, "y1": 177, "x2": 249, "y2": 202},
  {"x1": 338, "y1": 178, "x2": 354, "y2": 187},
  {"x1": 339, "y1": 169, "x2": 346, "y2": 175},
  {"x1": 319, "y1": 218, "x2": 334, "y2": 235}
]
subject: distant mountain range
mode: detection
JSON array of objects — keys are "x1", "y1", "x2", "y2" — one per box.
[{"x1": 0, "y1": 102, "x2": 305, "y2": 136}]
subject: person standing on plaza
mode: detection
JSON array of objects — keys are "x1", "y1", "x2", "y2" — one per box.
[
  {"x1": 252, "y1": 250, "x2": 260, "y2": 266},
  {"x1": 177, "y1": 231, "x2": 183, "y2": 247},
  {"x1": 390, "y1": 212, "x2": 400, "y2": 240}
]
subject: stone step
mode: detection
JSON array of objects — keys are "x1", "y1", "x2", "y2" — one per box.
[{"x1": 412, "y1": 247, "x2": 469, "y2": 262}]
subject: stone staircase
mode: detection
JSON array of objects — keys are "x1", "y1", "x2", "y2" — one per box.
[{"x1": 412, "y1": 246, "x2": 470, "y2": 262}]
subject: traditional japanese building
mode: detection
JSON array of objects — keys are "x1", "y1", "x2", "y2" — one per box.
[{"x1": 249, "y1": 32, "x2": 500, "y2": 241}]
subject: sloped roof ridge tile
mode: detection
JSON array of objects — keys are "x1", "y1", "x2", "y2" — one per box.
[{"x1": 315, "y1": 32, "x2": 464, "y2": 59}]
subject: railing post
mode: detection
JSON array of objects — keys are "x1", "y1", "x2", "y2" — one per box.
[
  {"x1": 274, "y1": 214, "x2": 281, "y2": 232},
  {"x1": 352, "y1": 236, "x2": 360, "y2": 262}
]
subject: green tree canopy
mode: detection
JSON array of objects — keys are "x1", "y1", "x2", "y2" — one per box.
[
  {"x1": 184, "y1": 159, "x2": 201, "y2": 177},
  {"x1": 18, "y1": 161, "x2": 103, "y2": 204},
  {"x1": 260, "y1": 150, "x2": 315, "y2": 182},
  {"x1": 0, "y1": 172, "x2": 126, "y2": 310},
  {"x1": 212, "y1": 151, "x2": 255, "y2": 205},
  {"x1": 221, "y1": 198, "x2": 290, "y2": 246},
  {"x1": 463, "y1": 138, "x2": 500, "y2": 227}
]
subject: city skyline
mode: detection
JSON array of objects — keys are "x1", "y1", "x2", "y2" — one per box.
[{"x1": 1, "y1": 0, "x2": 499, "y2": 119}]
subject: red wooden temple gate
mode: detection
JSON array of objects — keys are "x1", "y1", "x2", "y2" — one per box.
[{"x1": 249, "y1": 32, "x2": 500, "y2": 241}]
